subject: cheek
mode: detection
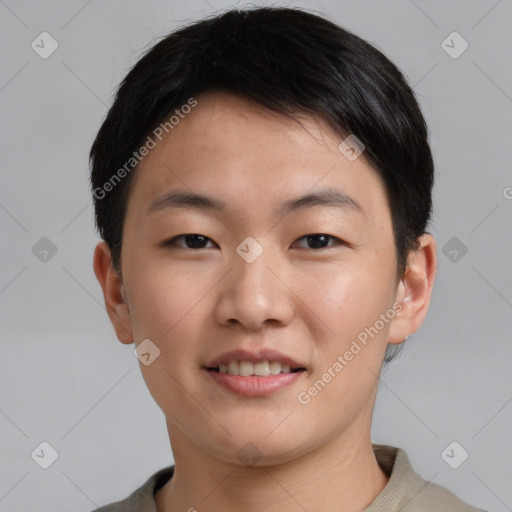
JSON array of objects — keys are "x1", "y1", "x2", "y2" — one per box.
[
  {"x1": 128, "y1": 264, "x2": 210, "y2": 410},
  {"x1": 295, "y1": 266, "x2": 392, "y2": 423},
  {"x1": 128, "y1": 259, "x2": 206, "y2": 339},
  {"x1": 297, "y1": 259, "x2": 394, "y2": 342}
]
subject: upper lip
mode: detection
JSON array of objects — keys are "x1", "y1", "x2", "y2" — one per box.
[{"x1": 205, "y1": 348, "x2": 306, "y2": 370}]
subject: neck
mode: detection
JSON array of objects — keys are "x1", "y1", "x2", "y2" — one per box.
[{"x1": 155, "y1": 422, "x2": 389, "y2": 512}]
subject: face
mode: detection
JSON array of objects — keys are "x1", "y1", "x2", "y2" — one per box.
[{"x1": 106, "y1": 91, "x2": 408, "y2": 465}]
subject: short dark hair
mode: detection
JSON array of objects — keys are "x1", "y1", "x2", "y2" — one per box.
[{"x1": 90, "y1": 6, "x2": 434, "y2": 362}]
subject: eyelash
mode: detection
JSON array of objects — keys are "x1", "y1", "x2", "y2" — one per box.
[{"x1": 164, "y1": 233, "x2": 345, "y2": 250}]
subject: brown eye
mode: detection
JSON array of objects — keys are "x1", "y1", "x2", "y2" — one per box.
[
  {"x1": 165, "y1": 234, "x2": 216, "y2": 249},
  {"x1": 293, "y1": 233, "x2": 342, "y2": 249}
]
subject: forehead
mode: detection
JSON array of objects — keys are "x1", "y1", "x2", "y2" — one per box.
[{"x1": 126, "y1": 91, "x2": 390, "y2": 226}]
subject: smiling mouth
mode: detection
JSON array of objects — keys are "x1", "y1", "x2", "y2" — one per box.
[{"x1": 207, "y1": 360, "x2": 305, "y2": 377}]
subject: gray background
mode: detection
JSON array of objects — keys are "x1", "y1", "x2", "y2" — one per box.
[{"x1": 1, "y1": 0, "x2": 511, "y2": 510}]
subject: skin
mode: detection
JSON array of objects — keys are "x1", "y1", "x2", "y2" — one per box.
[{"x1": 94, "y1": 91, "x2": 436, "y2": 512}]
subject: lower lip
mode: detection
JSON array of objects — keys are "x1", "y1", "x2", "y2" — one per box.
[{"x1": 205, "y1": 369, "x2": 305, "y2": 397}]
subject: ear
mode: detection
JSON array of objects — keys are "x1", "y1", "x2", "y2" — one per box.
[
  {"x1": 93, "y1": 241, "x2": 134, "y2": 344},
  {"x1": 388, "y1": 233, "x2": 437, "y2": 344}
]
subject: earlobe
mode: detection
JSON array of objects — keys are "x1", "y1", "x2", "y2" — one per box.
[
  {"x1": 388, "y1": 234, "x2": 437, "y2": 345},
  {"x1": 93, "y1": 242, "x2": 134, "y2": 344}
]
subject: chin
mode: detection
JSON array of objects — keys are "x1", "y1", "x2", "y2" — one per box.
[{"x1": 206, "y1": 429, "x2": 307, "y2": 467}]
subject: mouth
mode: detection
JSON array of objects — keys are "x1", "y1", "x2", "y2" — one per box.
[
  {"x1": 205, "y1": 347, "x2": 307, "y2": 377},
  {"x1": 203, "y1": 349, "x2": 307, "y2": 396},
  {"x1": 206, "y1": 360, "x2": 306, "y2": 377},
  {"x1": 204, "y1": 361, "x2": 306, "y2": 397}
]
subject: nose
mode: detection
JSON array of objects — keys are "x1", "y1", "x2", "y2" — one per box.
[{"x1": 213, "y1": 244, "x2": 294, "y2": 330}]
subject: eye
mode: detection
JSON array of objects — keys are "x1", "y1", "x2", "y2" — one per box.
[
  {"x1": 164, "y1": 234, "x2": 217, "y2": 249},
  {"x1": 292, "y1": 233, "x2": 344, "y2": 249}
]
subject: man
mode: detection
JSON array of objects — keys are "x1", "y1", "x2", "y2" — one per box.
[{"x1": 90, "y1": 7, "x2": 485, "y2": 511}]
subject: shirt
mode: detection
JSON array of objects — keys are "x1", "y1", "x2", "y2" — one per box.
[{"x1": 92, "y1": 444, "x2": 487, "y2": 511}]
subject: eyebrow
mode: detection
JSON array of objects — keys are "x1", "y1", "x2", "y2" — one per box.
[{"x1": 147, "y1": 187, "x2": 365, "y2": 217}]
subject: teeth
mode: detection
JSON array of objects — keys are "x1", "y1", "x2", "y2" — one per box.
[
  {"x1": 254, "y1": 361, "x2": 270, "y2": 376},
  {"x1": 227, "y1": 361, "x2": 239, "y2": 375},
  {"x1": 239, "y1": 361, "x2": 253, "y2": 376},
  {"x1": 217, "y1": 360, "x2": 297, "y2": 376},
  {"x1": 269, "y1": 361, "x2": 281, "y2": 374}
]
